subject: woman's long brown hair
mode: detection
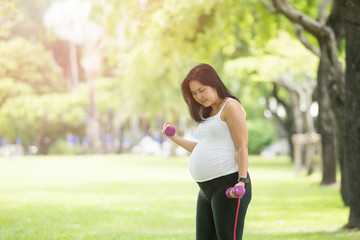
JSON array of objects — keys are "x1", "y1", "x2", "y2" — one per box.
[{"x1": 181, "y1": 63, "x2": 239, "y2": 123}]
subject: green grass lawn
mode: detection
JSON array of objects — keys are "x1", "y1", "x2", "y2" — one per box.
[{"x1": 0, "y1": 154, "x2": 359, "y2": 240}]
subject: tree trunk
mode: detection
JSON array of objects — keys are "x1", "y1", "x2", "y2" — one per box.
[
  {"x1": 281, "y1": 77, "x2": 305, "y2": 164},
  {"x1": 113, "y1": 121, "x2": 125, "y2": 154},
  {"x1": 36, "y1": 135, "x2": 50, "y2": 155},
  {"x1": 317, "y1": 43, "x2": 338, "y2": 185},
  {"x1": 342, "y1": 0, "x2": 360, "y2": 230},
  {"x1": 36, "y1": 124, "x2": 52, "y2": 155},
  {"x1": 268, "y1": 79, "x2": 305, "y2": 163},
  {"x1": 86, "y1": 74, "x2": 102, "y2": 154},
  {"x1": 69, "y1": 41, "x2": 79, "y2": 92},
  {"x1": 303, "y1": 83, "x2": 315, "y2": 175},
  {"x1": 326, "y1": 0, "x2": 348, "y2": 205}
]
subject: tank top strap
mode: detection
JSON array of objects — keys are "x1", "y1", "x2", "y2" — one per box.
[{"x1": 218, "y1": 98, "x2": 235, "y2": 114}]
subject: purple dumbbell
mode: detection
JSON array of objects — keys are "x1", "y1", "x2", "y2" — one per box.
[
  {"x1": 226, "y1": 185, "x2": 245, "y2": 199},
  {"x1": 164, "y1": 123, "x2": 176, "y2": 137}
]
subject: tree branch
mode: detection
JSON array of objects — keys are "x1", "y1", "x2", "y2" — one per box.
[
  {"x1": 295, "y1": 24, "x2": 321, "y2": 56},
  {"x1": 278, "y1": 74, "x2": 303, "y2": 97},
  {"x1": 266, "y1": 89, "x2": 288, "y2": 129},
  {"x1": 272, "y1": 82, "x2": 291, "y2": 113},
  {"x1": 319, "y1": 0, "x2": 332, "y2": 25},
  {"x1": 270, "y1": 0, "x2": 330, "y2": 38},
  {"x1": 327, "y1": 0, "x2": 345, "y2": 48},
  {"x1": 261, "y1": 0, "x2": 278, "y2": 13}
]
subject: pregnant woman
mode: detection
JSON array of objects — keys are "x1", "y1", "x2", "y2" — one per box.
[{"x1": 162, "y1": 63, "x2": 252, "y2": 240}]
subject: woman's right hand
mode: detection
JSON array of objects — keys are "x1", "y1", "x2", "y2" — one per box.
[
  {"x1": 161, "y1": 123, "x2": 197, "y2": 153},
  {"x1": 162, "y1": 122, "x2": 175, "y2": 136}
]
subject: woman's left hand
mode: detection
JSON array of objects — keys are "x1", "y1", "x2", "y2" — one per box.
[{"x1": 229, "y1": 181, "x2": 245, "y2": 198}]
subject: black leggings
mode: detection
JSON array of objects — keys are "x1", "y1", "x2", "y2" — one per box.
[{"x1": 196, "y1": 172, "x2": 252, "y2": 240}]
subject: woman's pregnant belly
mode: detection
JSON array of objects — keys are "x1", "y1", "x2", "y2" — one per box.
[{"x1": 189, "y1": 139, "x2": 236, "y2": 182}]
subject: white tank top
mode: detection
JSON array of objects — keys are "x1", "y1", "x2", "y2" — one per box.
[{"x1": 189, "y1": 98, "x2": 246, "y2": 182}]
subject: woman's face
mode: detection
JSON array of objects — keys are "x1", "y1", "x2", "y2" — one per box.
[{"x1": 189, "y1": 80, "x2": 219, "y2": 107}]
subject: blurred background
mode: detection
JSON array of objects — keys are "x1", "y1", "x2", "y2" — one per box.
[
  {"x1": 0, "y1": 0, "x2": 325, "y2": 159},
  {"x1": 2, "y1": 0, "x2": 360, "y2": 237}
]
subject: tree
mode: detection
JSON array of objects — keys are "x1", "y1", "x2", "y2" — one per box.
[
  {"x1": 264, "y1": 0, "x2": 360, "y2": 229},
  {"x1": 0, "y1": 38, "x2": 67, "y2": 94},
  {"x1": 0, "y1": 78, "x2": 34, "y2": 107},
  {"x1": 44, "y1": 0, "x2": 92, "y2": 92},
  {"x1": 101, "y1": 0, "x2": 280, "y2": 129},
  {"x1": 0, "y1": 93, "x2": 87, "y2": 154},
  {"x1": 5, "y1": 0, "x2": 78, "y2": 87},
  {"x1": 80, "y1": 20, "x2": 106, "y2": 153},
  {"x1": 44, "y1": 0, "x2": 109, "y2": 153},
  {"x1": 225, "y1": 31, "x2": 319, "y2": 163},
  {"x1": 263, "y1": 0, "x2": 345, "y2": 190},
  {"x1": 341, "y1": 0, "x2": 360, "y2": 230},
  {"x1": 0, "y1": 38, "x2": 68, "y2": 153}
]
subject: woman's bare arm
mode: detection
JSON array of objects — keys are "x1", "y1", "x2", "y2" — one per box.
[
  {"x1": 222, "y1": 100, "x2": 249, "y2": 183},
  {"x1": 162, "y1": 123, "x2": 197, "y2": 153}
]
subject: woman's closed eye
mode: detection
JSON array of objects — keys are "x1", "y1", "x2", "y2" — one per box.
[{"x1": 192, "y1": 89, "x2": 204, "y2": 95}]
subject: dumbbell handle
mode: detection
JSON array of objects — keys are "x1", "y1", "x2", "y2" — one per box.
[{"x1": 226, "y1": 185, "x2": 245, "y2": 199}]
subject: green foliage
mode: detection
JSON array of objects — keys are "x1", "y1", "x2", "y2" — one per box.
[
  {"x1": 225, "y1": 31, "x2": 319, "y2": 83},
  {"x1": 0, "y1": 0, "x2": 330, "y2": 152},
  {"x1": 247, "y1": 118, "x2": 277, "y2": 154},
  {"x1": 0, "y1": 37, "x2": 66, "y2": 94},
  {"x1": 48, "y1": 140, "x2": 83, "y2": 155},
  {"x1": 0, "y1": 77, "x2": 33, "y2": 107},
  {"x1": 98, "y1": 0, "x2": 322, "y2": 129},
  {"x1": 0, "y1": 93, "x2": 86, "y2": 148},
  {"x1": 220, "y1": 31, "x2": 317, "y2": 122},
  {"x1": 99, "y1": 0, "x2": 286, "y2": 125},
  {"x1": 0, "y1": 0, "x2": 17, "y2": 36},
  {"x1": 289, "y1": 0, "x2": 328, "y2": 19},
  {"x1": 0, "y1": 74, "x2": 127, "y2": 152},
  {"x1": 93, "y1": 77, "x2": 125, "y2": 115}
]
